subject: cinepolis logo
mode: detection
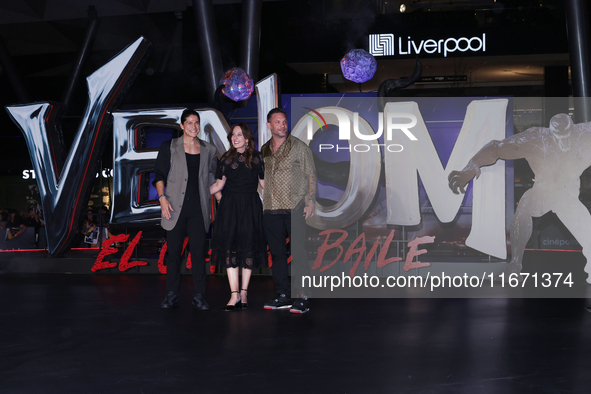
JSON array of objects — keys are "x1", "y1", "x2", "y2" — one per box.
[
  {"x1": 369, "y1": 33, "x2": 486, "y2": 58},
  {"x1": 302, "y1": 107, "x2": 418, "y2": 153}
]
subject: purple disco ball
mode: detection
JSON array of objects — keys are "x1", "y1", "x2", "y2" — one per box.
[
  {"x1": 340, "y1": 49, "x2": 377, "y2": 83},
  {"x1": 220, "y1": 68, "x2": 254, "y2": 102}
]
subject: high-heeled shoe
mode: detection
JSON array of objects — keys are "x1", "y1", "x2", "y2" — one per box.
[
  {"x1": 223, "y1": 291, "x2": 242, "y2": 311},
  {"x1": 240, "y1": 289, "x2": 248, "y2": 309}
]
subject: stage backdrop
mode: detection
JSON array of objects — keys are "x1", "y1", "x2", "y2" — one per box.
[{"x1": 2, "y1": 37, "x2": 588, "y2": 297}]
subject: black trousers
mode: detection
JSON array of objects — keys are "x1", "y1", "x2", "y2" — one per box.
[
  {"x1": 165, "y1": 207, "x2": 207, "y2": 296},
  {"x1": 264, "y1": 201, "x2": 307, "y2": 297}
]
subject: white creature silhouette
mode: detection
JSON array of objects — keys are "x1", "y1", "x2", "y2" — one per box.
[{"x1": 449, "y1": 114, "x2": 591, "y2": 282}]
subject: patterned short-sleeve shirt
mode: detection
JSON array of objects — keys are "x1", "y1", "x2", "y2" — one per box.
[{"x1": 261, "y1": 134, "x2": 316, "y2": 214}]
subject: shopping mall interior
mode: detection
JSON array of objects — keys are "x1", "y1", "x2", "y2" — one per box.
[{"x1": 1, "y1": 1, "x2": 590, "y2": 393}]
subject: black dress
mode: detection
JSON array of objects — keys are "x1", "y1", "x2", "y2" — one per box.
[{"x1": 212, "y1": 150, "x2": 267, "y2": 268}]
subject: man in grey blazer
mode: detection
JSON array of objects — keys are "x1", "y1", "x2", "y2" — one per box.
[{"x1": 153, "y1": 109, "x2": 218, "y2": 309}]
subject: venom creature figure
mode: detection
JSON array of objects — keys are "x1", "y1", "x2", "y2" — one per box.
[{"x1": 449, "y1": 113, "x2": 591, "y2": 282}]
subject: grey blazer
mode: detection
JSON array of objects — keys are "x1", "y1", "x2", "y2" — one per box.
[{"x1": 161, "y1": 136, "x2": 217, "y2": 231}]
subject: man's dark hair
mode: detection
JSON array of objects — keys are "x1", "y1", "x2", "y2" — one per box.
[
  {"x1": 267, "y1": 107, "x2": 287, "y2": 122},
  {"x1": 181, "y1": 109, "x2": 200, "y2": 124}
]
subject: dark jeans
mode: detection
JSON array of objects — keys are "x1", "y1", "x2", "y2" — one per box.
[
  {"x1": 166, "y1": 207, "x2": 207, "y2": 296},
  {"x1": 264, "y1": 201, "x2": 307, "y2": 297}
]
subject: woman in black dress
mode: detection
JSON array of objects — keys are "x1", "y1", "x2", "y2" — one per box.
[{"x1": 210, "y1": 123, "x2": 266, "y2": 311}]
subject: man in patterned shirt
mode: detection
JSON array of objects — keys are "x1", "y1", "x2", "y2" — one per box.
[{"x1": 261, "y1": 107, "x2": 316, "y2": 314}]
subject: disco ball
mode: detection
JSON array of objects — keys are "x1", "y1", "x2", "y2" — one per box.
[
  {"x1": 219, "y1": 68, "x2": 254, "y2": 102},
  {"x1": 340, "y1": 49, "x2": 377, "y2": 83}
]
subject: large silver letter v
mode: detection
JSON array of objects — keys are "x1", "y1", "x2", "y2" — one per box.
[{"x1": 6, "y1": 37, "x2": 151, "y2": 255}]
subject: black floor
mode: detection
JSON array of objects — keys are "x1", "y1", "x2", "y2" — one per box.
[{"x1": 1, "y1": 272, "x2": 591, "y2": 393}]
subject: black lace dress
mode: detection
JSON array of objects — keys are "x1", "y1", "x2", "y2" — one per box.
[{"x1": 211, "y1": 150, "x2": 267, "y2": 268}]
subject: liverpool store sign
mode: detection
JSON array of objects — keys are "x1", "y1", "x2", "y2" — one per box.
[{"x1": 369, "y1": 33, "x2": 486, "y2": 57}]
